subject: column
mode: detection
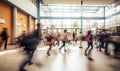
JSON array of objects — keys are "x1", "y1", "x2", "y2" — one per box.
[
  {"x1": 28, "y1": 15, "x2": 31, "y2": 32},
  {"x1": 12, "y1": 7, "x2": 17, "y2": 44},
  {"x1": 80, "y1": 0, "x2": 83, "y2": 33},
  {"x1": 104, "y1": 6, "x2": 106, "y2": 29},
  {"x1": 37, "y1": 0, "x2": 40, "y2": 23}
]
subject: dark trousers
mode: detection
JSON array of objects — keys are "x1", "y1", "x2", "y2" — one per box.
[
  {"x1": 59, "y1": 41, "x2": 66, "y2": 50},
  {"x1": 0, "y1": 39, "x2": 8, "y2": 49},
  {"x1": 113, "y1": 43, "x2": 120, "y2": 54},
  {"x1": 99, "y1": 40, "x2": 104, "y2": 50},
  {"x1": 20, "y1": 44, "x2": 37, "y2": 71},
  {"x1": 73, "y1": 37, "x2": 76, "y2": 42},
  {"x1": 85, "y1": 42, "x2": 93, "y2": 57},
  {"x1": 47, "y1": 44, "x2": 52, "y2": 55},
  {"x1": 4, "y1": 39, "x2": 8, "y2": 49},
  {"x1": 20, "y1": 50, "x2": 35, "y2": 71},
  {"x1": 56, "y1": 40, "x2": 59, "y2": 46},
  {"x1": 104, "y1": 41, "x2": 109, "y2": 53}
]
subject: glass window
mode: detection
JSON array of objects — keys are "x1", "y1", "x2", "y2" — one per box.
[{"x1": 40, "y1": 4, "x2": 104, "y2": 17}]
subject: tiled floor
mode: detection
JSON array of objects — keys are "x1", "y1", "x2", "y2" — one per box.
[{"x1": 0, "y1": 42, "x2": 120, "y2": 71}]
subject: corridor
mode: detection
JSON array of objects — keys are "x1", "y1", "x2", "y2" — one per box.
[{"x1": 0, "y1": 42, "x2": 119, "y2": 71}]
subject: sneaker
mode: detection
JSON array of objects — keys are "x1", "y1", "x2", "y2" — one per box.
[
  {"x1": 47, "y1": 52, "x2": 50, "y2": 56},
  {"x1": 85, "y1": 53, "x2": 87, "y2": 56},
  {"x1": 20, "y1": 68, "x2": 26, "y2": 71},
  {"x1": 99, "y1": 49, "x2": 101, "y2": 51},
  {"x1": 59, "y1": 48, "x2": 61, "y2": 50},
  {"x1": 64, "y1": 49, "x2": 67, "y2": 52},
  {"x1": 105, "y1": 52, "x2": 110, "y2": 56},
  {"x1": 88, "y1": 57, "x2": 94, "y2": 61},
  {"x1": 79, "y1": 46, "x2": 83, "y2": 48},
  {"x1": 28, "y1": 62, "x2": 33, "y2": 65}
]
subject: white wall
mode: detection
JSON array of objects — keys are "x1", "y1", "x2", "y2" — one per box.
[{"x1": 7, "y1": 0, "x2": 37, "y2": 18}]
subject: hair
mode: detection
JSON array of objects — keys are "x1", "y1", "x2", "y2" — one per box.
[
  {"x1": 3, "y1": 28, "x2": 7, "y2": 31},
  {"x1": 80, "y1": 32, "x2": 82, "y2": 34},
  {"x1": 64, "y1": 30, "x2": 67, "y2": 32},
  {"x1": 23, "y1": 30, "x2": 25, "y2": 32},
  {"x1": 37, "y1": 23, "x2": 40, "y2": 27},
  {"x1": 87, "y1": 30, "x2": 91, "y2": 35}
]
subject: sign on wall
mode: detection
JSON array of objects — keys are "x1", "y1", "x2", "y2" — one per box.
[{"x1": 0, "y1": 18, "x2": 5, "y2": 24}]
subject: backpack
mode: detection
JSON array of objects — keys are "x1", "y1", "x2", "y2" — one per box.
[{"x1": 86, "y1": 35, "x2": 91, "y2": 42}]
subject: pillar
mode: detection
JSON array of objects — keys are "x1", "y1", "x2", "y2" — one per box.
[
  {"x1": 28, "y1": 15, "x2": 31, "y2": 32},
  {"x1": 12, "y1": 7, "x2": 17, "y2": 44}
]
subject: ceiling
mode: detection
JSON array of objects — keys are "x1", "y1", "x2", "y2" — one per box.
[
  {"x1": 41, "y1": 5, "x2": 102, "y2": 13},
  {"x1": 42, "y1": 0, "x2": 116, "y2": 5}
]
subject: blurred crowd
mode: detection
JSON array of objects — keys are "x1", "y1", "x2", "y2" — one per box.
[{"x1": 0, "y1": 26, "x2": 120, "y2": 71}]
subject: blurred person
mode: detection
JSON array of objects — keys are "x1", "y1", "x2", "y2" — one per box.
[
  {"x1": 51, "y1": 32, "x2": 56, "y2": 47},
  {"x1": 97, "y1": 31, "x2": 104, "y2": 51},
  {"x1": 59, "y1": 30, "x2": 68, "y2": 52},
  {"x1": 85, "y1": 30, "x2": 93, "y2": 60},
  {"x1": 42, "y1": 33, "x2": 48, "y2": 45},
  {"x1": 16, "y1": 31, "x2": 26, "y2": 47},
  {"x1": 113, "y1": 32, "x2": 120, "y2": 54},
  {"x1": 41, "y1": 32, "x2": 46, "y2": 40},
  {"x1": 94, "y1": 31, "x2": 100, "y2": 49},
  {"x1": 73, "y1": 31, "x2": 77, "y2": 43},
  {"x1": 19, "y1": 24, "x2": 41, "y2": 71},
  {"x1": 67, "y1": 32, "x2": 72, "y2": 44},
  {"x1": 56, "y1": 32, "x2": 60, "y2": 46},
  {"x1": 46, "y1": 33, "x2": 55, "y2": 56},
  {"x1": 110, "y1": 35, "x2": 120, "y2": 54},
  {"x1": 0, "y1": 28, "x2": 9, "y2": 50},
  {"x1": 94, "y1": 31, "x2": 99, "y2": 45},
  {"x1": 77, "y1": 32, "x2": 83, "y2": 48},
  {"x1": 103, "y1": 30, "x2": 110, "y2": 55}
]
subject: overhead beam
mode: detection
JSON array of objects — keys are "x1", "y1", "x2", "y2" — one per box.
[
  {"x1": 40, "y1": 11, "x2": 120, "y2": 20},
  {"x1": 105, "y1": 11, "x2": 120, "y2": 19},
  {"x1": 40, "y1": 16, "x2": 105, "y2": 20}
]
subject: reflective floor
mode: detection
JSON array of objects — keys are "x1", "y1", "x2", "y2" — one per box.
[{"x1": 0, "y1": 42, "x2": 120, "y2": 71}]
